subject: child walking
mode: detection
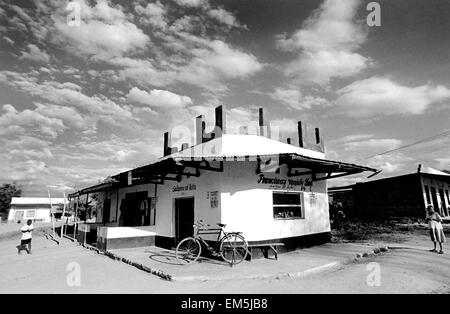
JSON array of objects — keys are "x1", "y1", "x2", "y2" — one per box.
[{"x1": 17, "y1": 219, "x2": 34, "y2": 254}]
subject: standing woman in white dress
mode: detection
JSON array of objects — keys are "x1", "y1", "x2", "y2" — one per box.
[{"x1": 426, "y1": 205, "x2": 446, "y2": 254}]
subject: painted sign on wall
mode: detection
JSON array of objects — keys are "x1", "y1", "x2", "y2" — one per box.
[
  {"x1": 257, "y1": 174, "x2": 313, "y2": 191},
  {"x1": 172, "y1": 184, "x2": 197, "y2": 192}
]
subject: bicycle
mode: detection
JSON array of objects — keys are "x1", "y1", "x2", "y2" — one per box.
[{"x1": 175, "y1": 220, "x2": 249, "y2": 266}]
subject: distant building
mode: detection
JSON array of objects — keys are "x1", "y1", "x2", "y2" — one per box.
[
  {"x1": 328, "y1": 165, "x2": 450, "y2": 219},
  {"x1": 7, "y1": 197, "x2": 66, "y2": 223}
]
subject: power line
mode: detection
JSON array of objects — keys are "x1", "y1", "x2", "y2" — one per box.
[{"x1": 356, "y1": 129, "x2": 450, "y2": 161}]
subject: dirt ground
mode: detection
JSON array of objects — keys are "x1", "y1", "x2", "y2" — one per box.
[{"x1": 0, "y1": 221, "x2": 449, "y2": 294}]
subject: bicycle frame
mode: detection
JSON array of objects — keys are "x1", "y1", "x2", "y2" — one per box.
[{"x1": 194, "y1": 225, "x2": 228, "y2": 254}]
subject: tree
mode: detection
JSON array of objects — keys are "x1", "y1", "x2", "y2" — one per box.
[
  {"x1": 0, "y1": 183, "x2": 22, "y2": 221},
  {"x1": 71, "y1": 193, "x2": 98, "y2": 221}
]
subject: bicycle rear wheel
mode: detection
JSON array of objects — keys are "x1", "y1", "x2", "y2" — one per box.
[
  {"x1": 175, "y1": 237, "x2": 201, "y2": 265},
  {"x1": 220, "y1": 233, "x2": 248, "y2": 265}
]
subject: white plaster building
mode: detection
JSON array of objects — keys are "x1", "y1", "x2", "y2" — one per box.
[
  {"x1": 69, "y1": 106, "x2": 376, "y2": 252},
  {"x1": 8, "y1": 197, "x2": 65, "y2": 223}
]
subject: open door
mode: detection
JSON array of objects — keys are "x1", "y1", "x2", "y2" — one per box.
[{"x1": 175, "y1": 197, "x2": 195, "y2": 243}]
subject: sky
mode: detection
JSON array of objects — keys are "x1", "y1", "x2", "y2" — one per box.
[{"x1": 0, "y1": 0, "x2": 449, "y2": 196}]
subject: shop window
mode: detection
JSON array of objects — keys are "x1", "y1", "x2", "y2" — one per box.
[
  {"x1": 26, "y1": 210, "x2": 35, "y2": 218},
  {"x1": 273, "y1": 192, "x2": 303, "y2": 219}
]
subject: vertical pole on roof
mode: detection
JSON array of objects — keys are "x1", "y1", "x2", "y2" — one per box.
[
  {"x1": 259, "y1": 108, "x2": 265, "y2": 137},
  {"x1": 298, "y1": 121, "x2": 304, "y2": 148},
  {"x1": 315, "y1": 127, "x2": 321, "y2": 144},
  {"x1": 48, "y1": 189, "x2": 55, "y2": 238},
  {"x1": 215, "y1": 105, "x2": 226, "y2": 136},
  {"x1": 196, "y1": 115, "x2": 204, "y2": 145},
  {"x1": 163, "y1": 132, "x2": 170, "y2": 156}
]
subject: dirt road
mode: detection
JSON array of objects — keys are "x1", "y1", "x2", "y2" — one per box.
[{"x1": 0, "y1": 228, "x2": 448, "y2": 294}]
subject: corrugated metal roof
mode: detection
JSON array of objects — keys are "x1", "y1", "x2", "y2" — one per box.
[{"x1": 419, "y1": 166, "x2": 450, "y2": 176}]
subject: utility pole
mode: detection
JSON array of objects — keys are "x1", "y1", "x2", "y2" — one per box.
[
  {"x1": 48, "y1": 189, "x2": 55, "y2": 238},
  {"x1": 61, "y1": 192, "x2": 67, "y2": 237}
]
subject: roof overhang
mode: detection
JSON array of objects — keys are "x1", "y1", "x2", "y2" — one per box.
[
  {"x1": 281, "y1": 153, "x2": 379, "y2": 181},
  {"x1": 68, "y1": 182, "x2": 115, "y2": 198},
  {"x1": 70, "y1": 153, "x2": 378, "y2": 196}
]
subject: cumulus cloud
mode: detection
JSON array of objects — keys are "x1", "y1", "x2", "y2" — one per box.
[
  {"x1": 208, "y1": 8, "x2": 242, "y2": 28},
  {"x1": 19, "y1": 44, "x2": 50, "y2": 63},
  {"x1": 6, "y1": 136, "x2": 54, "y2": 159},
  {"x1": 0, "y1": 71, "x2": 132, "y2": 119},
  {"x1": 135, "y1": 1, "x2": 168, "y2": 29},
  {"x1": 112, "y1": 37, "x2": 263, "y2": 93},
  {"x1": 34, "y1": 103, "x2": 94, "y2": 130},
  {"x1": 0, "y1": 104, "x2": 66, "y2": 138},
  {"x1": 174, "y1": 0, "x2": 207, "y2": 8},
  {"x1": 7, "y1": 160, "x2": 49, "y2": 181},
  {"x1": 365, "y1": 153, "x2": 413, "y2": 174},
  {"x1": 52, "y1": 0, "x2": 150, "y2": 60},
  {"x1": 336, "y1": 77, "x2": 450, "y2": 117},
  {"x1": 7, "y1": 0, "x2": 258, "y2": 95},
  {"x1": 174, "y1": 39, "x2": 262, "y2": 91},
  {"x1": 276, "y1": 0, "x2": 370, "y2": 85},
  {"x1": 127, "y1": 87, "x2": 193, "y2": 108},
  {"x1": 266, "y1": 87, "x2": 330, "y2": 110}
]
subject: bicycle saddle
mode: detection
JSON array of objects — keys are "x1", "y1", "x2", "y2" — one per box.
[{"x1": 217, "y1": 223, "x2": 227, "y2": 228}]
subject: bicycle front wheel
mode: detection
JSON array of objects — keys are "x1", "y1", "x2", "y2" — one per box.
[
  {"x1": 175, "y1": 237, "x2": 201, "y2": 265},
  {"x1": 220, "y1": 233, "x2": 248, "y2": 265}
]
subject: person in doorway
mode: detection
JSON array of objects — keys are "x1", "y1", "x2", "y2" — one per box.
[
  {"x1": 426, "y1": 205, "x2": 446, "y2": 254},
  {"x1": 17, "y1": 219, "x2": 34, "y2": 254}
]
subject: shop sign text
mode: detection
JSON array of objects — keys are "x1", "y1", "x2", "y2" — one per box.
[
  {"x1": 257, "y1": 174, "x2": 313, "y2": 190},
  {"x1": 173, "y1": 184, "x2": 196, "y2": 192}
]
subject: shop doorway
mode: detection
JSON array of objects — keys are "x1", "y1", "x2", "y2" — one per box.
[
  {"x1": 120, "y1": 191, "x2": 148, "y2": 226},
  {"x1": 103, "y1": 199, "x2": 111, "y2": 223},
  {"x1": 175, "y1": 197, "x2": 195, "y2": 243}
]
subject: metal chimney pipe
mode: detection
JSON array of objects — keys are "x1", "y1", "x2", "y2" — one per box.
[
  {"x1": 195, "y1": 115, "x2": 204, "y2": 145},
  {"x1": 259, "y1": 108, "x2": 264, "y2": 137},
  {"x1": 298, "y1": 121, "x2": 303, "y2": 148},
  {"x1": 215, "y1": 105, "x2": 226, "y2": 136},
  {"x1": 163, "y1": 132, "x2": 170, "y2": 156},
  {"x1": 315, "y1": 127, "x2": 321, "y2": 144}
]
